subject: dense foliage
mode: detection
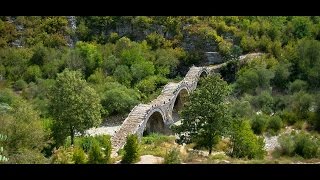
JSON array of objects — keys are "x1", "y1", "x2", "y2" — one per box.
[{"x1": 1, "y1": 16, "x2": 320, "y2": 163}]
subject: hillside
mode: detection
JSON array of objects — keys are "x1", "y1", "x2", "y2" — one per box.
[{"x1": 1, "y1": 16, "x2": 320, "y2": 164}]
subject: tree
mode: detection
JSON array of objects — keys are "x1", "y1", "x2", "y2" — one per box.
[
  {"x1": 49, "y1": 69, "x2": 102, "y2": 146},
  {"x1": 229, "y1": 120, "x2": 266, "y2": 159},
  {"x1": 272, "y1": 62, "x2": 291, "y2": 90},
  {"x1": 75, "y1": 41, "x2": 103, "y2": 77},
  {"x1": 113, "y1": 65, "x2": 133, "y2": 87},
  {"x1": 296, "y1": 39, "x2": 320, "y2": 89},
  {"x1": 88, "y1": 140, "x2": 105, "y2": 164},
  {"x1": 288, "y1": 91, "x2": 313, "y2": 120},
  {"x1": 122, "y1": 134, "x2": 140, "y2": 164},
  {"x1": 173, "y1": 74, "x2": 231, "y2": 155},
  {"x1": 235, "y1": 65, "x2": 274, "y2": 95},
  {"x1": 101, "y1": 85, "x2": 140, "y2": 115},
  {"x1": 131, "y1": 61, "x2": 155, "y2": 83},
  {"x1": 0, "y1": 88, "x2": 49, "y2": 163}
]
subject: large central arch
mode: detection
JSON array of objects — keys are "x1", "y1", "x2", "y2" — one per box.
[
  {"x1": 172, "y1": 88, "x2": 189, "y2": 122},
  {"x1": 143, "y1": 111, "x2": 165, "y2": 136}
]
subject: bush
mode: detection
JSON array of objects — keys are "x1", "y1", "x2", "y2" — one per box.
[
  {"x1": 75, "y1": 136, "x2": 96, "y2": 153},
  {"x1": 267, "y1": 115, "x2": 283, "y2": 135},
  {"x1": 24, "y1": 65, "x2": 42, "y2": 82},
  {"x1": 289, "y1": 79, "x2": 308, "y2": 93},
  {"x1": 277, "y1": 134, "x2": 295, "y2": 156},
  {"x1": 250, "y1": 91, "x2": 274, "y2": 115},
  {"x1": 164, "y1": 148, "x2": 181, "y2": 164},
  {"x1": 280, "y1": 110, "x2": 299, "y2": 125},
  {"x1": 294, "y1": 133, "x2": 318, "y2": 159},
  {"x1": 122, "y1": 134, "x2": 140, "y2": 164},
  {"x1": 95, "y1": 135, "x2": 111, "y2": 163},
  {"x1": 251, "y1": 114, "x2": 269, "y2": 135},
  {"x1": 14, "y1": 79, "x2": 27, "y2": 91},
  {"x1": 230, "y1": 120, "x2": 266, "y2": 159},
  {"x1": 72, "y1": 147, "x2": 87, "y2": 164},
  {"x1": 51, "y1": 147, "x2": 74, "y2": 164},
  {"x1": 278, "y1": 132, "x2": 319, "y2": 159},
  {"x1": 87, "y1": 141, "x2": 105, "y2": 164}
]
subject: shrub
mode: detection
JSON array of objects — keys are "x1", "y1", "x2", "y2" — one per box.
[
  {"x1": 75, "y1": 136, "x2": 96, "y2": 153},
  {"x1": 289, "y1": 79, "x2": 308, "y2": 93},
  {"x1": 72, "y1": 147, "x2": 87, "y2": 164},
  {"x1": 122, "y1": 134, "x2": 140, "y2": 164},
  {"x1": 277, "y1": 132, "x2": 320, "y2": 159},
  {"x1": 51, "y1": 147, "x2": 74, "y2": 164},
  {"x1": 294, "y1": 133, "x2": 318, "y2": 159},
  {"x1": 230, "y1": 120, "x2": 266, "y2": 159},
  {"x1": 277, "y1": 134, "x2": 295, "y2": 156},
  {"x1": 251, "y1": 114, "x2": 269, "y2": 135},
  {"x1": 95, "y1": 135, "x2": 111, "y2": 163},
  {"x1": 280, "y1": 110, "x2": 299, "y2": 125},
  {"x1": 14, "y1": 79, "x2": 27, "y2": 91},
  {"x1": 267, "y1": 115, "x2": 283, "y2": 135},
  {"x1": 164, "y1": 148, "x2": 181, "y2": 164},
  {"x1": 87, "y1": 141, "x2": 105, "y2": 164},
  {"x1": 24, "y1": 65, "x2": 42, "y2": 82}
]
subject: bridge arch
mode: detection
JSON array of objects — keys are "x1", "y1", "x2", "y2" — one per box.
[
  {"x1": 199, "y1": 70, "x2": 208, "y2": 78},
  {"x1": 171, "y1": 87, "x2": 189, "y2": 122},
  {"x1": 143, "y1": 109, "x2": 166, "y2": 136}
]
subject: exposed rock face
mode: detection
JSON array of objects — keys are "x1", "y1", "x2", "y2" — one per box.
[{"x1": 205, "y1": 52, "x2": 223, "y2": 65}]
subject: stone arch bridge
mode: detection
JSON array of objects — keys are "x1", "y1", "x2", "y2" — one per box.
[{"x1": 111, "y1": 65, "x2": 222, "y2": 156}]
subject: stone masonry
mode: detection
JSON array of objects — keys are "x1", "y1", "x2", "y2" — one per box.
[{"x1": 110, "y1": 65, "x2": 218, "y2": 156}]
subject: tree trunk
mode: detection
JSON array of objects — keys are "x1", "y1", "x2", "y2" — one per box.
[
  {"x1": 70, "y1": 125, "x2": 74, "y2": 145},
  {"x1": 209, "y1": 147, "x2": 212, "y2": 155}
]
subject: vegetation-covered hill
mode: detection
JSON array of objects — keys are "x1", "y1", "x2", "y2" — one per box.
[{"x1": 1, "y1": 16, "x2": 320, "y2": 164}]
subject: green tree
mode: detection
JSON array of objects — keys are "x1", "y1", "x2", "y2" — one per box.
[
  {"x1": 49, "y1": 69, "x2": 102, "y2": 146},
  {"x1": 291, "y1": 16, "x2": 312, "y2": 39},
  {"x1": 24, "y1": 65, "x2": 42, "y2": 82},
  {"x1": 289, "y1": 91, "x2": 313, "y2": 120},
  {"x1": 0, "y1": 89, "x2": 49, "y2": 163},
  {"x1": 235, "y1": 65, "x2": 274, "y2": 95},
  {"x1": 174, "y1": 74, "x2": 231, "y2": 155},
  {"x1": 272, "y1": 62, "x2": 291, "y2": 90},
  {"x1": 230, "y1": 120, "x2": 266, "y2": 159},
  {"x1": 122, "y1": 134, "x2": 140, "y2": 164},
  {"x1": 296, "y1": 39, "x2": 320, "y2": 89},
  {"x1": 88, "y1": 140, "x2": 105, "y2": 164},
  {"x1": 131, "y1": 61, "x2": 155, "y2": 83},
  {"x1": 101, "y1": 85, "x2": 140, "y2": 115},
  {"x1": 113, "y1": 65, "x2": 133, "y2": 87},
  {"x1": 251, "y1": 114, "x2": 269, "y2": 135},
  {"x1": 289, "y1": 79, "x2": 308, "y2": 93},
  {"x1": 75, "y1": 41, "x2": 103, "y2": 77}
]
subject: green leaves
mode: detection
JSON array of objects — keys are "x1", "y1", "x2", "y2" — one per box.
[
  {"x1": 49, "y1": 69, "x2": 102, "y2": 146},
  {"x1": 122, "y1": 134, "x2": 140, "y2": 164},
  {"x1": 229, "y1": 120, "x2": 266, "y2": 159},
  {"x1": 174, "y1": 74, "x2": 231, "y2": 154}
]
